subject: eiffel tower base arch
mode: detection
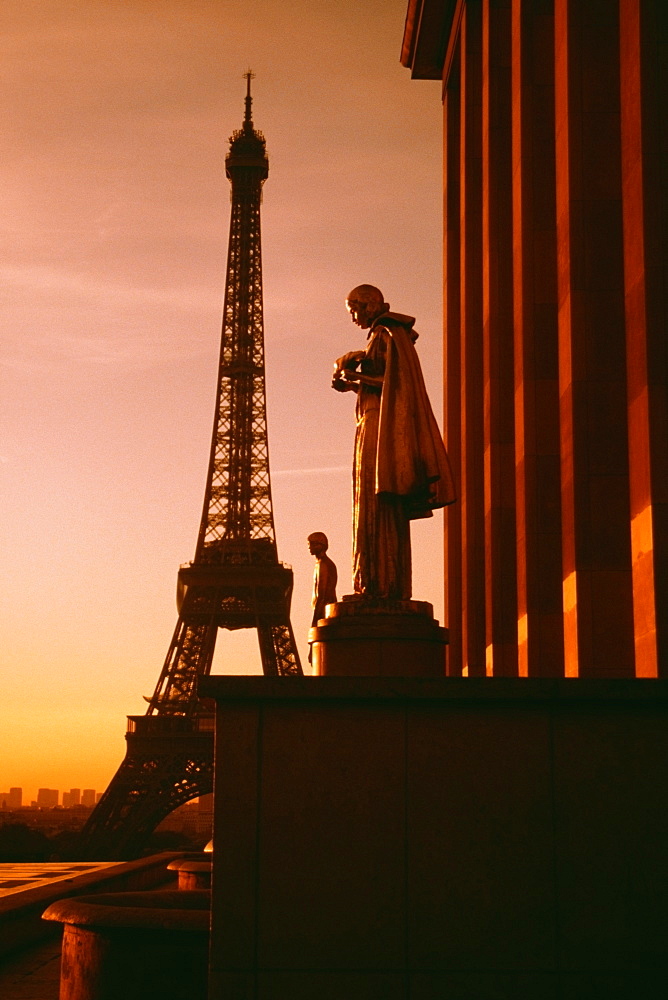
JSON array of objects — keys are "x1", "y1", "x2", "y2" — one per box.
[{"x1": 79, "y1": 718, "x2": 213, "y2": 860}]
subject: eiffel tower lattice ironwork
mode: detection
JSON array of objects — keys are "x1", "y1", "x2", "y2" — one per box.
[{"x1": 80, "y1": 74, "x2": 302, "y2": 860}]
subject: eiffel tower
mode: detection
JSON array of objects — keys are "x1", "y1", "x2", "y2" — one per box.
[{"x1": 80, "y1": 74, "x2": 302, "y2": 860}]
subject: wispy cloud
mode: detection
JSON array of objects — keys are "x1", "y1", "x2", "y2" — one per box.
[
  {"x1": 0, "y1": 263, "x2": 214, "y2": 312},
  {"x1": 272, "y1": 465, "x2": 348, "y2": 478}
]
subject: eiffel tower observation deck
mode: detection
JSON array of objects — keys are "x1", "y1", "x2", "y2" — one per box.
[{"x1": 79, "y1": 74, "x2": 302, "y2": 859}]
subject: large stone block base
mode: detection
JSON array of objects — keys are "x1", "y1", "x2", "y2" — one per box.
[
  {"x1": 199, "y1": 676, "x2": 668, "y2": 1000},
  {"x1": 308, "y1": 598, "x2": 448, "y2": 676}
]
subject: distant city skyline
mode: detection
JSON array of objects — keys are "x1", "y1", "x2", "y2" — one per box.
[{"x1": 0, "y1": 786, "x2": 102, "y2": 808}]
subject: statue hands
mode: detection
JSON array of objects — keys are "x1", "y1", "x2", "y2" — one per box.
[
  {"x1": 332, "y1": 351, "x2": 365, "y2": 393},
  {"x1": 332, "y1": 371, "x2": 360, "y2": 392},
  {"x1": 332, "y1": 376, "x2": 356, "y2": 392}
]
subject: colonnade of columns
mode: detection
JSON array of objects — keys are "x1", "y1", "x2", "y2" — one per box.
[{"x1": 403, "y1": 0, "x2": 667, "y2": 677}]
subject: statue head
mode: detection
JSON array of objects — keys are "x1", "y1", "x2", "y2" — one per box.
[
  {"x1": 346, "y1": 285, "x2": 389, "y2": 329},
  {"x1": 307, "y1": 531, "x2": 329, "y2": 556}
]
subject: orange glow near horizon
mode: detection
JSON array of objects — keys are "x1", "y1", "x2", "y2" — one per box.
[{"x1": 1, "y1": 0, "x2": 445, "y2": 800}]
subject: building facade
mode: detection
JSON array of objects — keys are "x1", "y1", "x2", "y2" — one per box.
[{"x1": 402, "y1": 0, "x2": 667, "y2": 678}]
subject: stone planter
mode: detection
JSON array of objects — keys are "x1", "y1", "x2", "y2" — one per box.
[{"x1": 43, "y1": 889, "x2": 210, "y2": 1000}]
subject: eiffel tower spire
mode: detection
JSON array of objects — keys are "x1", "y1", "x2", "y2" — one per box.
[
  {"x1": 194, "y1": 69, "x2": 273, "y2": 561},
  {"x1": 243, "y1": 67, "x2": 254, "y2": 125},
  {"x1": 79, "y1": 79, "x2": 301, "y2": 859}
]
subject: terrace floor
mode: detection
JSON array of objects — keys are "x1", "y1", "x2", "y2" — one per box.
[
  {"x1": 0, "y1": 937, "x2": 61, "y2": 1000},
  {"x1": 0, "y1": 861, "x2": 119, "y2": 897}
]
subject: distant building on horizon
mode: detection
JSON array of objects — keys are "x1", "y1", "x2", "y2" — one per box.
[
  {"x1": 36, "y1": 788, "x2": 58, "y2": 809},
  {"x1": 82, "y1": 789, "x2": 96, "y2": 807}
]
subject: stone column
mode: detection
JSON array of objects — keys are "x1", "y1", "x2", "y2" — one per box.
[
  {"x1": 444, "y1": 46, "x2": 464, "y2": 675},
  {"x1": 512, "y1": 0, "x2": 564, "y2": 676},
  {"x1": 619, "y1": 0, "x2": 668, "y2": 677},
  {"x1": 459, "y1": 0, "x2": 486, "y2": 675},
  {"x1": 482, "y1": 0, "x2": 518, "y2": 675},
  {"x1": 554, "y1": 0, "x2": 635, "y2": 676}
]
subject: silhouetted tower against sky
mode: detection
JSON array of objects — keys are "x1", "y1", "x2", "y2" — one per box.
[{"x1": 81, "y1": 75, "x2": 302, "y2": 859}]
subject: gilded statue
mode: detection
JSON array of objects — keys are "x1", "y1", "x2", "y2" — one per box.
[
  {"x1": 307, "y1": 532, "x2": 338, "y2": 625},
  {"x1": 332, "y1": 284, "x2": 456, "y2": 600},
  {"x1": 307, "y1": 532, "x2": 338, "y2": 664}
]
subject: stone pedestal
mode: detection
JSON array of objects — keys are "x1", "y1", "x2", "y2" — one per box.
[{"x1": 308, "y1": 597, "x2": 448, "y2": 677}]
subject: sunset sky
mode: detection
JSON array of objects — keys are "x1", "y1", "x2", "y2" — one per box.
[{"x1": 1, "y1": 0, "x2": 444, "y2": 803}]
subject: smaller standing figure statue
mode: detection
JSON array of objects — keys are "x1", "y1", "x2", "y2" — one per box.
[
  {"x1": 307, "y1": 532, "x2": 338, "y2": 664},
  {"x1": 332, "y1": 284, "x2": 456, "y2": 601}
]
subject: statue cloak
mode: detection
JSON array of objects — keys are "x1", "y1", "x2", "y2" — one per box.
[{"x1": 373, "y1": 313, "x2": 456, "y2": 519}]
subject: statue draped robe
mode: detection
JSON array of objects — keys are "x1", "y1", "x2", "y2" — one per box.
[{"x1": 352, "y1": 313, "x2": 456, "y2": 599}]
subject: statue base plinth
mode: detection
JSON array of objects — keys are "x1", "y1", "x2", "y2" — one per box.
[{"x1": 308, "y1": 597, "x2": 448, "y2": 677}]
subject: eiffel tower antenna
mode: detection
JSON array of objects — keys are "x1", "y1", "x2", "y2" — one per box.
[
  {"x1": 80, "y1": 79, "x2": 302, "y2": 859},
  {"x1": 243, "y1": 68, "x2": 254, "y2": 124}
]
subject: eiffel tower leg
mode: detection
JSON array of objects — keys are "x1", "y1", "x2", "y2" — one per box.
[
  {"x1": 258, "y1": 622, "x2": 303, "y2": 676},
  {"x1": 147, "y1": 616, "x2": 218, "y2": 715},
  {"x1": 79, "y1": 730, "x2": 213, "y2": 860}
]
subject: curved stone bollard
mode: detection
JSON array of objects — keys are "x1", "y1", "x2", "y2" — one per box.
[
  {"x1": 166, "y1": 855, "x2": 212, "y2": 890},
  {"x1": 177, "y1": 862, "x2": 212, "y2": 891},
  {"x1": 43, "y1": 890, "x2": 210, "y2": 1000}
]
